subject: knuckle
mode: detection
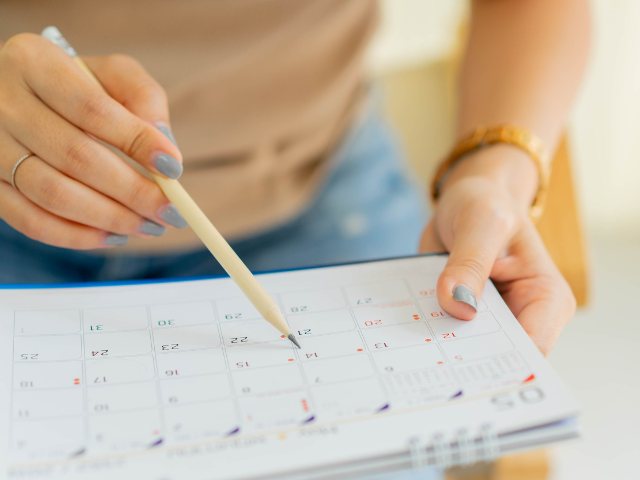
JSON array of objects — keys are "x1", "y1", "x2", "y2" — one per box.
[
  {"x1": 134, "y1": 79, "x2": 167, "y2": 105},
  {"x1": 125, "y1": 178, "x2": 154, "y2": 210},
  {"x1": 452, "y1": 256, "x2": 487, "y2": 287},
  {"x1": 62, "y1": 140, "x2": 95, "y2": 177},
  {"x1": 122, "y1": 124, "x2": 152, "y2": 159},
  {"x1": 80, "y1": 94, "x2": 109, "y2": 126},
  {"x1": 38, "y1": 176, "x2": 69, "y2": 211},
  {"x1": 104, "y1": 214, "x2": 131, "y2": 234}
]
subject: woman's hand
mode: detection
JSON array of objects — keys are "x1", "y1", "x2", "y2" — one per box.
[
  {"x1": 0, "y1": 33, "x2": 187, "y2": 249},
  {"x1": 420, "y1": 146, "x2": 576, "y2": 356}
]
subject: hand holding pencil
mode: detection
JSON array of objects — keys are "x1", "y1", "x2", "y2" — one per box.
[
  {"x1": 0, "y1": 28, "x2": 299, "y2": 347},
  {"x1": 0, "y1": 32, "x2": 186, "y2": 246}
]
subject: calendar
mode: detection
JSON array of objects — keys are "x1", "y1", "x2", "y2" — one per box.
[{"x1": 0, "y1": 255, "x2": 580, "y2": 480}]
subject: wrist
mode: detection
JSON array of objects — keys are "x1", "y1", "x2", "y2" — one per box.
[{"x1": 439, "y1": 143, "x2": 539, "y2": 210}]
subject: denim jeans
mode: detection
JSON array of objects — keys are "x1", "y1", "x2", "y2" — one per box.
[{"x1": 0, "y1": 109, "x2": 429, "y2": 284}]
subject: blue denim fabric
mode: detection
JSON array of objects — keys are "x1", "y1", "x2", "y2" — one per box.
[{"x1": 0, "y1": 109, "x2": 428, "y2": 284}]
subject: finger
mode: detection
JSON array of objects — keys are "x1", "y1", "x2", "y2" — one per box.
[
  {"x1": 418, "y1": 221, "x2": 446, "y2": 253},
  {"x1": 1, "y1": 93, "x2": 182, "y2": 229},
  {"x1": 436, "y1": 205, "x2": 515, "y2": 320},
  {"x1": 83, "y1": 55, "x2": 178, "y2": 146},
  {"x1": 83, "y1": 54, "x2": 178, "y2": 147},
  {"x1": 0, "y1": 180, "x2": 122, "y2": 249},
  {"x1": 8, "y1": 153, "x2": 158, "y2": 238},
  {"x1": 10, "y1": 34, "x2": 182, "y2": 178},
  {"x1": 507, "y1": 280, "x2": 574, "y2": 357},
  {"x1": 493, "y1": 224, "x2": 576, "y2": 355}
]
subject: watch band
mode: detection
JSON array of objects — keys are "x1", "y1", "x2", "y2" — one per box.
[{"x1": 430, "y1": 124, "x2": 551, "y2": 222}]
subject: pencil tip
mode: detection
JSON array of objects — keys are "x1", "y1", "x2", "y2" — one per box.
[{"x1": 288, "y1": 333, "x2": 301, "y2": 349}]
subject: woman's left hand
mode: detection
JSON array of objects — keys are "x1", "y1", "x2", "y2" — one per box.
[{"x1": 419, "y1": 147, "x2": 576, "y2": 356}]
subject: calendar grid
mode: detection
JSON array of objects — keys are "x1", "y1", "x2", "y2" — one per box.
[{"x1": 7, "y1": 273, "x2": 535, "y2": 464}]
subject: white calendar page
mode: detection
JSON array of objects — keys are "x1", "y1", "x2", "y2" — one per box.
[{"x1": 0, "y1": 255, "x2": 579, "y2": 480}]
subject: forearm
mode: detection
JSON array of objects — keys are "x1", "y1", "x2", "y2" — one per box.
[{"x1": 446, "y1": 0, "x2": 590, "y2": 207}]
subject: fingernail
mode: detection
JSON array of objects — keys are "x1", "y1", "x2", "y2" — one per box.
[
  {"x1": 160, "y1": 205, "x2": 188, "y2": 229},
  {"x1": 139, "y1": 220, "x2": 167, "y2": 237},
  {"x1": 156, "y1": 123, "x2": 179, "y2": 147},
  {"x1": 154, "y1": 153, "x2": 183, "y2": 179},
  {"x1": 104, "y1": 234, "x2": 128, "y2": 246},
  {"x1": 453, "y1": 285, "x2": 477, "y2": 311}
]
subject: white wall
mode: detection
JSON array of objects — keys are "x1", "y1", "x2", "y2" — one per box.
[
  {"x1": 570, "y1": 0, "x2": 640, "y2": 236},
  {"x1": 370, "y1": 0, "x2": 640, "y2": 236},
  {"x1": 366, "y1": 0, "x2": 466, "y2": 74}
]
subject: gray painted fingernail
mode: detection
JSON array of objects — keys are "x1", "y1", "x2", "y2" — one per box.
[
  {"x1": 453, "y1": 285, "x2": 477, "y2": 311},
  {"x1": 104, "y1": 234, "x2": 128, "y2": 246},
  {"x1": 161, "y1": 205, "x2": 188, "y2": 229},
  {"x1": 157, "y1": 125, "x2": 178, "y2": 147},
  {"x1": 140, "y1": 220, "x2": 167, "y2": 236},
  {"x1": 155, "y1": 154, "x2": 183, "y2": 179}
]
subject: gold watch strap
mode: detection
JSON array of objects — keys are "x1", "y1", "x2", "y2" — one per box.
[{"x1": 430, "y1": 124, "x2": 551, "y2": 222}]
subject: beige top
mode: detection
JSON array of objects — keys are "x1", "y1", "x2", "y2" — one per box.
[{"x1": 0, "y1": 0, "x2": 378, "y2": 252}]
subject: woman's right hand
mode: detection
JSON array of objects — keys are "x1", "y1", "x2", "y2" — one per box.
[{"x1": 0, "y1": 33, "x2": 188, "y2": 249}]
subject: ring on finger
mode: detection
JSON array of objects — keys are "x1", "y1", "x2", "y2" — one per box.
[{"x1": 11, "y1": 152, "x2": 36, "y2": 192}]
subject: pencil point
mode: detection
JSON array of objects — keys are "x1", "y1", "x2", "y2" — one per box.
[{"x1": 288, "y1": 334, "x2": 301, "y2": 349}]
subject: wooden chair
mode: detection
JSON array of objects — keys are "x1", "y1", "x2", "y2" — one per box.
[{"x1": 536, "y1": 135, "x2": 589, "y2": 306}]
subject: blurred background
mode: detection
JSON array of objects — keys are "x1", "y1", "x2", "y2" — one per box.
[{"x1": 367, "y1": 1, "x2": 640, "y2": 479}]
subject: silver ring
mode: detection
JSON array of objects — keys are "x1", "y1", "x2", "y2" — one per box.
[{"x1": 11, "y1": 153, "x2": 35, "y2": 191}]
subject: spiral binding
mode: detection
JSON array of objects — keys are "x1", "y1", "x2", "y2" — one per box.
[{"x1": 409, "y1": 423, "x2": 499, "y2": 471}]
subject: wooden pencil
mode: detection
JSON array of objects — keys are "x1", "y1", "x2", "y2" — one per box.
[{"x1": 41, "y1": 26, "x2": 300, "y2": 349}]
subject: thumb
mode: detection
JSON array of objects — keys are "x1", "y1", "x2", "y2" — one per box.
[{"x1": 436, "y1": 213, "x2": 512, "y2": 320}]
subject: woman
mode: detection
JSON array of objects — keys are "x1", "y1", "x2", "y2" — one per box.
[{"x1": 0, "y1": 0, "x2": 588, "y2": 359}]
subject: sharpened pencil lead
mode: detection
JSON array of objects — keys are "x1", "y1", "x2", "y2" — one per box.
[{"x1": 288, "y1": 333, "x2": 301, "y2": 349}]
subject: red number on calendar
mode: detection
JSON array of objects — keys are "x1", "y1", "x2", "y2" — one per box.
[
  {"x1": 430, "y1": 311, "x2": 445, "y2": 318},
  {"x1": 364, "y1": 320, "x2": 382, "y2": 326},
  {"x1": 442, "y1": 333, "x2": 456, "y2": 339},
  {"x1": 375, "y1": 343, "x2": 389, "y2": 349}
]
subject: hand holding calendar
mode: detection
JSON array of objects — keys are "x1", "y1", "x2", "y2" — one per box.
[
  {"x1": 420, "y1": 145, "x2": 576, "y2": 355},
  {"x1": 0, "y1": 255, "x2": 581, "y2": 479}
]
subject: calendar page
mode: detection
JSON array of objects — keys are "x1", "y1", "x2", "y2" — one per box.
[{"x1": 0, "y1": 255, "x2": 579, "y2": 480}]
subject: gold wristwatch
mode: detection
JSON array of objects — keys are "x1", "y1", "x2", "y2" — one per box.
[{"x1": 430, "y1": 124, "x2": 551, "y2": 222}]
